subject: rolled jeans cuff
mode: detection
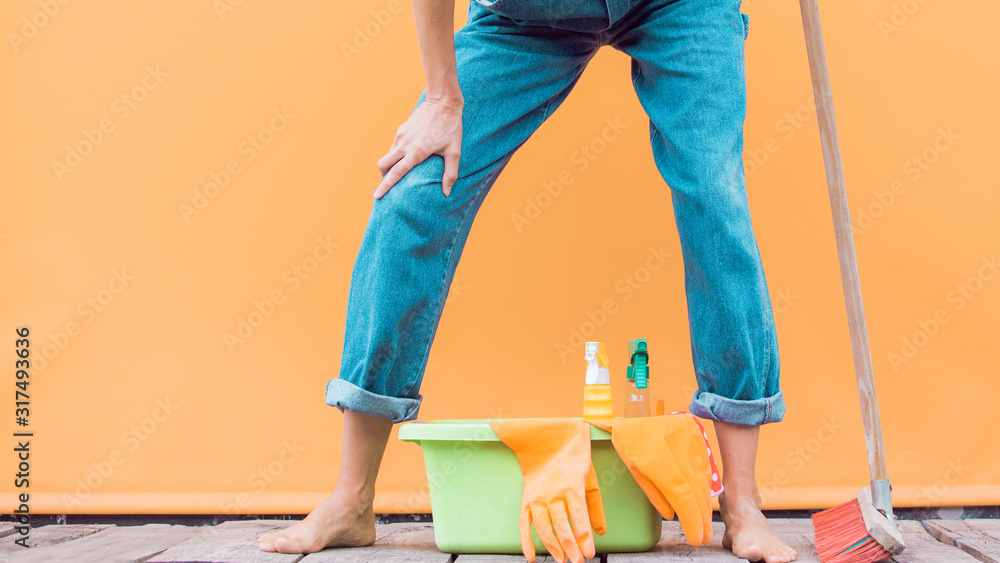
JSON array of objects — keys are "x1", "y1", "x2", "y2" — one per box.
[
  {"x1": 689, "y1": 388, "x2": 785, "y2": 426},
  {"x1": 325, "y1": 378, "x2": 422, "y2": 423}
]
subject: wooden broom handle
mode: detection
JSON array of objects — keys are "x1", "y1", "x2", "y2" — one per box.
[{"x1": 797, "y1": 0, "x2": 889, "y2": 482}]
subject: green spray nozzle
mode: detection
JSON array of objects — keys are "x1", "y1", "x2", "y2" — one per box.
[{"x1": 626, "y1": 338, "x2": 649, "y2": 389}]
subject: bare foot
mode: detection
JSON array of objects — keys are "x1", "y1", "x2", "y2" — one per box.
[
  {"x1": 719, "y1": 489, "x2": 798, "y2": 563},
  {"x1": 257, "y1": 489, "x2": 377, "y2": 554}
]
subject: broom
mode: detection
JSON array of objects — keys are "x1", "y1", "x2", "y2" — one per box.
[{"x1": 796, "y1": 1, "x2": 906, "y2": 561}]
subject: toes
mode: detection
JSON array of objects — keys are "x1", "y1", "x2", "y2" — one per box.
[
  {"x1": 274, "y1": 534, "x2": 324, "y2": 554},
  {"x1": 256, "y1": 532, "x2": 278, "y2": 552},
  {"x1": 274, "y1": 536, "x2": 305, "y2": 554},
  {"x1": 762, "y1": 546, "x2": 797, "y2": 563},
  {"x1": 737, "y1": 543, "x2": 765, "y2": 562},
  {"x1": 776, "y1": 540, "x2": 798, "y2": 562}
]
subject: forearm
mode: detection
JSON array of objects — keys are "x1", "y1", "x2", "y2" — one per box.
[{"x1": 412, "y1": 0, "x2": 462, "y2": 103}]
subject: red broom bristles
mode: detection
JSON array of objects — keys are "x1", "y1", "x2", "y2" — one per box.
[{"x1": 812, "y1": 499, "x2": 893, "y2": 563}]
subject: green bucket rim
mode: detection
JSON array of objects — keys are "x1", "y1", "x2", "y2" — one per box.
[{"x1": 398, "y1": 418, "x2": 614, "y2": 443}]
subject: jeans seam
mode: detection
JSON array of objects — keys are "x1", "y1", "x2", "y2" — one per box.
[
  {"x1": 401, "y1": 50, "x2": 586, "y2": 398},
  {"x1": 540, "y1": 64, "x2": 593, "y2": 121},
  {"x1": 406, "y1": 155, "x2": 514, "y2": 399},
  {"x1": 540, "y1": 57, "x2": 593, "y2": 121},
  {"x1": 540, "y1": 97, "x2": 557, "y2": 122},
  {"x1": 761, "y1": 261, "x2": 774, "y2": 402},
  {"x1": 765, "y1": 307, "x2": 773, "y2": 395}
]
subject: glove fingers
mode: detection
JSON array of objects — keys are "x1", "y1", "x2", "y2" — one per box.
[
  {"x1": 564, "y1": 494, "x2": 597, "y2": 558},
  {"x1": 549, "y1": 500, "x2": 585, "y2": 563},
  {"x1": 691, "y1": 469, "x2": 712, "y2": 545},
  {"x1": 675, "y1": 485, "x2": 706, "y2": 546},
  {"x1": 665, "y1": 424, "x2": 714, "y2": 545},
  {"x1": 649, "y1": 452, "x2": 705, "y2": 546},
  {"x1": 519, "y1": 503, "x2": 537, "y2": 562},
  {"x1": 609, "y1": 432, "x2": 676, "y2": 520},
  {"x1": 696, "y1": 469, "x2": 713, "y2": 545},
  {"x1": 700, "y1": 456, "x2": 714, "y2": 544},
  {"x1": 675, "y1": 453, "x2": 711, "y2": 546},
  {"x1": 701, "y1": 504, "x2": 713, "y2": 545},
  {"x1": 529, "y1": 501, "x2": 566, "y2": 563},
  {"x1": 584, "y1": 462, "x2": 607, "y2": 535},
  {"x1": 674, "y1": 493, "x2": 706, "y2": 547},
  {"x1": 629, "y1": 468, "x2": 675, "y2": 521}
]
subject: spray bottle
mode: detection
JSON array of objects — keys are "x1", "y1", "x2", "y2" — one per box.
[
  {"x1": 624, "y1": 338, "x2": 650, "y2": 418},
  {"x1": 583, "y1": 341, "x2": 613, "y2": 419}
]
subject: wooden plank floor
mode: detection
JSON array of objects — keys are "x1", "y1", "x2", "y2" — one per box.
[
  {"x1": 923, "y1": 519, "x2": 1000, "y2": 562},
  {"x1": 0, "y1": 519, "x2": 994, "y2": 562},
  {"x1": 8, "y1": 524, "x2": 203, "y2": 563}
]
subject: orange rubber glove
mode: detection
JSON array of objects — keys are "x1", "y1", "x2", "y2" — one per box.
[
  {"x1": 489, "y1": 419, "x2": 607, "y2": 563},
  {"x1": 585, "y1": 414, "x2": 714, "y2": 546}
]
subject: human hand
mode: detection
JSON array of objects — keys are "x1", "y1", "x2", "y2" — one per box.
[{"x1": 374, "y1": 95, "x2": 463, "y2": 199}]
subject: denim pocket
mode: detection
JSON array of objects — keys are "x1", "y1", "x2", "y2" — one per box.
[{"x1": 741, "y1": 12, "x2": 749, "y2": 40}]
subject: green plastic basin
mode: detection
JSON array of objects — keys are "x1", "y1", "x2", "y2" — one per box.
[{"x1": 398, "y1": 418, "x2": 662, "y2": 554}]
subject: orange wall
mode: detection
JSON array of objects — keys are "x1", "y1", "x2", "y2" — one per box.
[{"x1": 1, "y1": 0, "x2": 997, "y2": 514}]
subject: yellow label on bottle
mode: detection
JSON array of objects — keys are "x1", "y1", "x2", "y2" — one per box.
[{"x1": 583, "y1": 384, "x2": 614, "y2": 419}]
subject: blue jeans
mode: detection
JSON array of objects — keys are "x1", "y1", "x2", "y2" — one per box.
[{"x1": 326, "y1": 0, "x2": 785, "y2": 426}]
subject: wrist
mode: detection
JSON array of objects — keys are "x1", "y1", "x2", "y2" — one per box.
[
  {"x1": 425, "y1": 85, "x2": 463, "y2": 107},
  {"x1": 425, "y1": 70, "x2": 462, "y2": 105}
]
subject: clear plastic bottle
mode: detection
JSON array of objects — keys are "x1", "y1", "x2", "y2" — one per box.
[
  {"x1": 624, "y1": 379, "x2": 650, "y2": 418},
  {"x1": 624, "y1": 339, "x2": 650, "y2": 418}
]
